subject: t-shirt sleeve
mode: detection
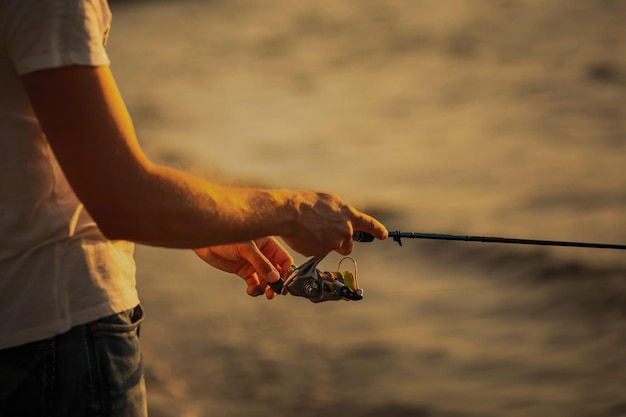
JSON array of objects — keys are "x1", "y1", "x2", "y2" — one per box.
[{"x1": 2, "y1": 0, "x2": 112, "y2": 75}]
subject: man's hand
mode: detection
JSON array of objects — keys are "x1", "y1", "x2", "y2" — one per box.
[
  {"x1": 193, "y1": 237, "x2": 293, "y2": 299},
  {"x1": 282, "y1": 191, "x2": 388, "y2": 257}
]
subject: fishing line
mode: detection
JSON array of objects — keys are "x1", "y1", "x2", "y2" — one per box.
[{"x1": 375, "y1": 284, "x2": 507, "y2": 295}]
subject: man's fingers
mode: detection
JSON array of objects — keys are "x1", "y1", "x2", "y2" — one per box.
[
  {"x1": 255, "y1": 236, "x2": 293, "y2": 279},
  {"x1": 337, "y1": 237, "x2": 353, "y2": 255},
  {"x1": 352, "y1": 212, "x2": 388, "y2": 240},
  {"x1": 245, "y1": 276, "x2": 265, "y2": 297},
  {"x1": 265, "y1": 286, "x2": 277, "y2": 300},
  {"x1": 239, "y1": 241, "x2": 281, "y2": 285}
]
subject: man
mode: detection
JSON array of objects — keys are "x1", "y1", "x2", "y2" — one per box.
[{"x1": 0, "y1": 0, "x2": 388, "y2": 415}]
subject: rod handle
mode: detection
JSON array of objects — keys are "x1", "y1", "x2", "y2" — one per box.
[{"x1": 353, "y1": 231, "x2": 375, "y2": 242}]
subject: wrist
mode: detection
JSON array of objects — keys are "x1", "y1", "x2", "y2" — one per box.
[{"x1": 256, "y1": 188, "x2": 300, "y2": 237}]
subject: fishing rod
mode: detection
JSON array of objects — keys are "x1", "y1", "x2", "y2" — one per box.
[
  {"x1": 353, "y1": 231, "x2": 626, "y2": 250},
  {"x1": 268, "y1": 230, "x2": 626, "y2": 303}
]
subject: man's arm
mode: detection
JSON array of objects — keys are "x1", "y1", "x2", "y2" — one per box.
[
  {"x1": 21, "y1": 65, "x2": 387, "y2": 255},
  {"x1": 21, "y1": 65, "x2": 295, "y2": 248}
]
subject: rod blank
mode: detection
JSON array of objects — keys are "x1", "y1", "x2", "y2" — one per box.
[{"x1": 352, "y1": 231, "x2": 626, "y2": 250}]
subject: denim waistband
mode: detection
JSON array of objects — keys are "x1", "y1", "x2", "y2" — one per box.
[{"x1": 0, "y1": 305, "x2": 147, "y2": 417}]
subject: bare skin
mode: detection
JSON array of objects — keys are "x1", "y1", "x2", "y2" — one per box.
[
  {"x1": 21, "y1": 65, "x2": 388, "y2": 297},
  {"x1": 193, "y1": 237, "x2": 293, "y2": 299}
]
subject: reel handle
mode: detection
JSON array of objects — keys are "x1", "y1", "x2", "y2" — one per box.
[{"x1": 267, "y1": 278, "x2": 284, "y2": 294}]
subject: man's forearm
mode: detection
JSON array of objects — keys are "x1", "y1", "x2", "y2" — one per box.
[
  {"x1": 94, "y1": 164, "x2": 299, "y2": 248},
  {"x1": 22, "y1": 65, "x2": 387, "y2": 256}
]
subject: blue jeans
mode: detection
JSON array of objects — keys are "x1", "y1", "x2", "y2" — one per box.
[{"x1": 0, "y1": 305, "x2": 147, "y2": 417}]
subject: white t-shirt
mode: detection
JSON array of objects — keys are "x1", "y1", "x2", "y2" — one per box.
[{"x1": 0, "y1": 0, "x2": 139, "y2": 349}]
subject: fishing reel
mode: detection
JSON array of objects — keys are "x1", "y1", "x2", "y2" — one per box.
[{"x1": 268, "y1": 256, "x2": 363, "y2": 303}]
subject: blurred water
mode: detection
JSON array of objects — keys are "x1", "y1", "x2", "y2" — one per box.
[
  {"x1": 109, "y1": 0, "x2": 626, "y2": 242},
  {"x1": 107, "y1": 1, "x2": 626, "y2": 416}
]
